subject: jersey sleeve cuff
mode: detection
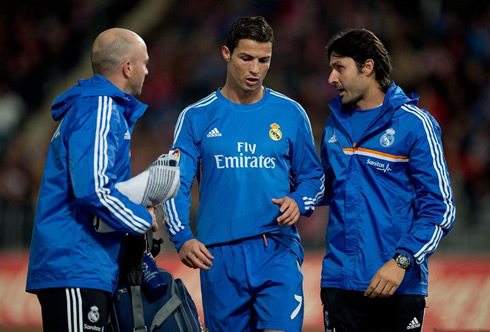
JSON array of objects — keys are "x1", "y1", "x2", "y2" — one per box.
[
  {"x1": 288, "y1": 192, "x2": 312, "y2": 217},
  {"x1": 170, "y1": 228, "x2": 195, "y2": 251}
]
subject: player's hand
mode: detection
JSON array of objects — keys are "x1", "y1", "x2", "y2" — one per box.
[
  {"x1": 364, "y1": 259, "x2": 405, "y2": 298},
  {"x1": 179, "y1": 239, "x2": 214, "y2": 270},
  {"x1": 272, "y1": 196, "x2": 300, "y2": 226},
  {"x1": 146, "y1": 206, "x2": 158, "y2": 232}
]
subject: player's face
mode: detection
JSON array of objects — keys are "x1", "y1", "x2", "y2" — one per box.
[
  {"x1": 328, "y1": 54, "x2": 369, "y2": 108},
  {"x1": 128, "y1": 42, "x2": 149, "y2": 97},
  {"x1": 223, "y1": 39, "x2": 272, "y2": 94}
]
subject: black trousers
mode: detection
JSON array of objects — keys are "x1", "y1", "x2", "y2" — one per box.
[
  {"x1": 321, "y1": 288, "x2": 426, "y2": 332},
  {"x1": 37, "y1": 287, "x2": 111, "y2": 332}
]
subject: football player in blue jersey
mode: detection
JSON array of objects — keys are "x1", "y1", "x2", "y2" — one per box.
[
  {"x1": 165, "y1": 16, "x2": 324, "y2": 331},
  {"x1": 319, "y1": 28, "x2": 455, "y2": 332}
]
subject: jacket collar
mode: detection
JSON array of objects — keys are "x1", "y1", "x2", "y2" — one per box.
[
  {"x1": 327, "y1": 82, "x2": 419, "y2": 143},
  {"x1": 51, "y1": 74, "x2": 147, "y2": 126},
  {"x1": 328, "y1": 82, "x2": 419, "y2": 117}
]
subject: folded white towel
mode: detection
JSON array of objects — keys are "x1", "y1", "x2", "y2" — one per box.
[{"x1": 116, "y1": 154, "x2": 180, "y2": 206}]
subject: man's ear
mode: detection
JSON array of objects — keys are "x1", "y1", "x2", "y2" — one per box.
[
  {"x1": 222, "y1": 45, "x2": 231, "y2": 62},
  {"x1": 362, "y1": 59, "x2": 375, "y2": 76},
  {"x1": 122, "y1": 60, "x2": 132, "y2": 78}
]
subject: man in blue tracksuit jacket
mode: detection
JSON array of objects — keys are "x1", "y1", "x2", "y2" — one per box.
[
  {"x1": 319, "y1": 29, "x2": 455, "y2": 332},
  {"x1": 26, "y1": 28, "x2": 155, "y2": 331}
]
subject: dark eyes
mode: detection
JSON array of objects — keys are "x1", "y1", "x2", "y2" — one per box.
[{"x1": 240, "y1": 56, "x2": 270, "y2": 63}]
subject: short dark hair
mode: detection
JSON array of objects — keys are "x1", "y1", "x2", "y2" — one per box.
[
  {"x1": 326, "y1": 29, "x2": 392, "y2": 92},
  {"x1": 225, "y1": 16, "x2": 274, "y2": 54}
]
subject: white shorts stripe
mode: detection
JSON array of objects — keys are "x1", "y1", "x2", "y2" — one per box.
[
  {"x1": 69, "y1": 288, "x2": 79, "y2": 331},
  {"x1": 76, "y1": 288, "x2": 83, "y2": 331},
  {"x1": 65, "y1": 288, "x2": 72, "y2": 332}
]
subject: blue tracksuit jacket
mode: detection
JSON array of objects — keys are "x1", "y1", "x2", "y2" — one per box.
[
  {"x1": 320, "y1": 83, "x2": 455, "y2": 295},
  {"x1": 26, "y1": 75, "x2": 152, "y2": 293}
]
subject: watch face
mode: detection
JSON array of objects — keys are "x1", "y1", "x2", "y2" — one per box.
[{"x1": 396, "y1": 254, "x2": 410, "y2": 269}]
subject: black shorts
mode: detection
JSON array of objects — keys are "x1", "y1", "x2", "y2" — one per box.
[
  {"x1": 36, "y1": 287, "x2": 111, "y2": 332},
  {"x1": 321, "y1": 287, "x2": 426, "y2": 332}
]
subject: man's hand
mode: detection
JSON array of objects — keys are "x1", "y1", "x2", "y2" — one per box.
[
  {"x1": 179, "y1": 239, "x2": 214, "y2": 270},
  {"x1": 364, "y1": 259, "x2": 405, "y2": 298},
  {"x1": 272, "y1": 197, "x2": 300, "y2": 226},
  {"x1": 146, "y1": 206, "x2": 158, "y2": 232}
]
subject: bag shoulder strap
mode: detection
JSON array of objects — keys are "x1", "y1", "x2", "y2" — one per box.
[
  {"x1": 130, "y1": 285, "x2": 147, "y2": 332},
  {"x1": 150, "y1": 268, "x2": 180, "y2": 330},
  {"x1": 150, "y1": 294, "x2": 182, "y2": 330},
  {"x1": 121, "y1": 235, "x2": 147, "y2": 331}
]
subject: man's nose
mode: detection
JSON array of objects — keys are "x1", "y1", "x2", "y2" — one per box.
[
  {"x1": 250, "y1": 60, "x2": 260, "y2": 74},
  {"x1": 328, "y1": 71, "x2": 337, "y2": 85}
]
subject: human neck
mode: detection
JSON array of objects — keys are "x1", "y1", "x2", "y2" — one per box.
[
  {"x1": 354, "y1": 87, "x2": 385, "y2": 110},
  {"x1": 220, "y1": 84, "x2": 264, "y2": 105},
  {"x1": 102, "y1": 73, "x2": 127, "y2": 94}
]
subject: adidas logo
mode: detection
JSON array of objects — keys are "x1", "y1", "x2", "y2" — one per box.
[
  {"x1": 207, "y1": 127, "x2": 222, "y2": 138},
  {"x1": 407, "y1": 317, "x2": 421, "y2": 329},
  {"x1": 124, "y1": 130, "x2": 131, "y2": 140},
  {"x1": 327, "y1": 133, "x2": 337, "y2": 143}
]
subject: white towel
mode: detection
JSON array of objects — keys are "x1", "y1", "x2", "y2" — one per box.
[{"x1": 116, "y1": 154, "x2": 180, "y2": 206}]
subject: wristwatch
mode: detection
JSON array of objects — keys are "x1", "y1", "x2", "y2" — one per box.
[{"x1": 393, "y1": 253, "x2": 411, "y2": 271}]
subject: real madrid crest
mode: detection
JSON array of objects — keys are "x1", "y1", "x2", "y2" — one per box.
[
  {"x1": 88, "y1": 305, "x2": 100, "y2": 323},
  {"x1": 380, "y1": 128, "x2": 395, "y2": 147},
  {"x1": 269, "y1": 123, "x2": 282, "y2": 141}
]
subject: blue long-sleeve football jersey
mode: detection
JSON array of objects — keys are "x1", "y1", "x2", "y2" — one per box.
[{"x1": 165, "y1": 88, "x2": 324, "y2": 252}]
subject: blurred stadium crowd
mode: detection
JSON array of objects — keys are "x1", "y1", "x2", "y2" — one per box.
[{"x1": 0, "y1": 0, "x2": 488, "y2": 252}]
